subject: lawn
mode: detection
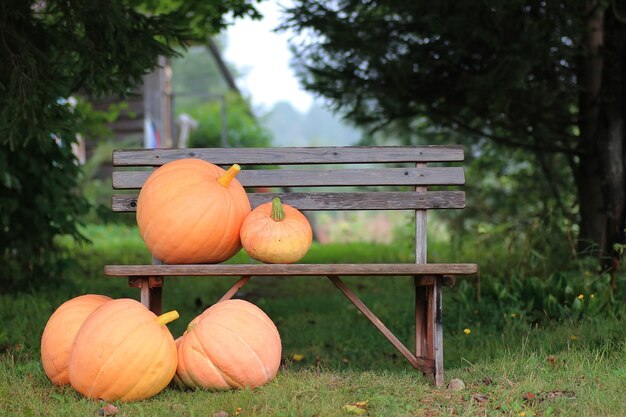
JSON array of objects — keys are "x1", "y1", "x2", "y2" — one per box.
[{"x1": 1, "y1": 224, "x2": 625, "y2": 416}]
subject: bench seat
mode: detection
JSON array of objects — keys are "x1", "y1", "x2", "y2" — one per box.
[{"x1": 105, "y1": 263, "x2": 478, "y2": 277}]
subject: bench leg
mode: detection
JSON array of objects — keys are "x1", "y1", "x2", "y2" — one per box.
[
  {"x1": 218, "y1": 276, "x2": 251, "y2": 302},
  {"x1": 415, "y1": 277, "x2": 444, "y2": 387},
  {"x1": 129, "y1": 277, "x2": 163, "y2": 315},
  {"x1": 328, "y1": 275, "x2": 435, "y2": 373}
]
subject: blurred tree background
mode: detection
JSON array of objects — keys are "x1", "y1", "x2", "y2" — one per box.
[
  {"x1": 171, "y1": 44, "x2": 272, "y2": 149},
  {"x1": 282, "y1": 0, "x2": 626, "y2": 276}
]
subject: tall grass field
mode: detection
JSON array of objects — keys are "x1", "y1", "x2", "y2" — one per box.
[{"x1": 1, "y1": 224, "x2": 625, "y2": 416}]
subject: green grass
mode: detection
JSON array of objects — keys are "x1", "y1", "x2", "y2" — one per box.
[
  {"x1": 2, "y1": 224, "x2": 625, "y2": 416},
  {"x1": 2, "y1": 331, "x2": 625, "y2": 416}
]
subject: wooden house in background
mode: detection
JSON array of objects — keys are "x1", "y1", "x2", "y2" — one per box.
[{"x1": 85, "y1": 37, "x2": 241, "y2": 170}]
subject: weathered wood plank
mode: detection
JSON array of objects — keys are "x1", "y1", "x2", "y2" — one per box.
[
  {"x1": 104, "y1": 263, "x2": 478, "y2": 277},
  {"x1": 112, "y1": 191, "x2": 466, "y2": 212},
  {"x1": 414, "y1": 275, "x2": 456, "y2": 287},
  {"x1": 112, "y1": 167, "x2": 465, "y2": 189},
  {"x1": 415, "y1": 285, "x2": 429, "y2": 359},
  {"x1": 112, "y1": 146, "x2": 465, "y2": 166},
  {"x1": 431, "y1": 281, "x2": 444, "y2": 386}
]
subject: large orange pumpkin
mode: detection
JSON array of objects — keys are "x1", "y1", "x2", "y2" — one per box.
[
  {"x1": 136, "y1": 158, "x2": 251, "y2": 264},
  {"x1": 41, "y1": 294, "x2": 112, "y2": 386},
  {"x1": 68, "y1": 299, "x2": 179, "y2": 402},
  {"x1": 240, "y1": 197, "x2": 313, "y2": 263},
  {"x1": 175, "y1": 299, "x2": 282, "y2": 390}
]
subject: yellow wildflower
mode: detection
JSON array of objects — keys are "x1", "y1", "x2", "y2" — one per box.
[
  {"x1": 577, "y1": 294, "x2": 584, "y2": 300},
  {"x1": 464, "y1": 328, "x2": 471, "y2": 335}
]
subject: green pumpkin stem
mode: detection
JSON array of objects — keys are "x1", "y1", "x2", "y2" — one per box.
[
  {"x1": 271, "y1": 197, "x2": 286, "y2": 222},
  {"x1": 217, "y1": 164, "x2": 241, "y2": 187},
  {"x1": 156, "y1": 310, "x2": 179, "y2": 326}
]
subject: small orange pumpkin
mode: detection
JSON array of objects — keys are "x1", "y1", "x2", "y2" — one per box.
[
  {"x1": 136, "y1": 158, "x2": 251, "y2": 264},
  {"x1": 175, "y1": 299, "x2": 281, "y2": 390},
  {"x1": 68, "y1": 299, "x2": 179, "y2": 402},
  {"x1": 240, "y1": 197, "x2": 313, "y2": 263},
  {"x1": 41, "y1": 294, "x2": 112, "y2": 386}
]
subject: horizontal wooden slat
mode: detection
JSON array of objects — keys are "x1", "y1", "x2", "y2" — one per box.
[
  {"x1": 111, "y1": 191, "x2": 465, "y2": 212},
  {"x1": 104, "y1": 263, "x2": 478, "y2": 277},
  {"x1": 112, "y1": 167, "x2": 465, "y2": 189},
  {"x1": 112, "y1": 146, "x2": 464, "y2": 166}
]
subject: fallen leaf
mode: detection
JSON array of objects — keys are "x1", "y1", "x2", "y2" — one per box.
[
  {"x1": 447, "y1": 378, "x2": 465, "y2": 391},
  {"x1": 342, "y1": 357, "x2": 350, "y2": 364},
  {"x1": 98, "y1": 403, "x2": 120, "y2": 416},
  {"x1": 472, "y1": 393, "x2": 489, "y2": 403},
  {"x1": 292, "y1": 353, "x2": 304, "y2": 362},
  {"x1": 546, "y1": 355, "x2": 557, "y2": 366},
  {"x1": 213, "y1": 411, "x2": 230, "y2": 417},
  {"x1": 481, "y1": 377, "x2": 493, "y2": 386},
  {"x1": 341, "y1": 404, "x2": 367, "y2": 415},
  {"x1": 234, "y1": 407, "x2": 243, "y2": 416},
  {"x1": 541, "y1": 390, "x2": 576, "y2": 401},
  {"x1": 522, "y1": 392, "x2": 536, "y2": 402},
  {"x1": 353, "y1": 401, "x2": 368, "y2": 408}
]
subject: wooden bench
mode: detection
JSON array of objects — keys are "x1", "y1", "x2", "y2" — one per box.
[{"x1": 105, "y1": 145, "x2": 477, "y2": 386}]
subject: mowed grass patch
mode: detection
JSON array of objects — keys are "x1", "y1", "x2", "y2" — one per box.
[{"x1": 2, "y1": 333, "x2": 625, "y2": 416}]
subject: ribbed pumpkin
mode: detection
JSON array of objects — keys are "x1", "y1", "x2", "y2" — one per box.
[
  {"x1": 68, "y1": 299, "x2": 179, "y2": 402},
  {"x1": 40, "y1": 294, "x2": 112, "y2": 386},
  {"x1": 175, "y1": 299, "x2": 281, "y2": 390},
  {"x1": 136, "y1": 158, "x2": 251, "y2": 264},
  {"x1": 240, "y1": 197, "x2": 312, "y2": 263}
]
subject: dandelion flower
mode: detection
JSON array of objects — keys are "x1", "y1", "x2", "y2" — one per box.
[
  {"x1": 577, "y1": 294, "x2": 584, "y2": 300},
  {"x1": 464, "y1": 328, "x2": 471, "y2": 335}
]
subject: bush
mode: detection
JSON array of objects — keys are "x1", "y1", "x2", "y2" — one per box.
[{"x1": 0, "y1": 138, "x2": 89, "y2": 292}]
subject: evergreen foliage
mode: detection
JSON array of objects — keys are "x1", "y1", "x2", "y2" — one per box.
[{"x1": 0, "y1": 0, "x2": 261, "y2": 290}]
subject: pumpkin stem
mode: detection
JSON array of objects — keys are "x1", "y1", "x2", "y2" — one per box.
[
  {"x1": 156, "y1": 310, "x2": 179, "y2": 326},
  {"x1": 217, "y1": 164, "x2": 241, "y2": 187},
  {"x1": 271, "y1": 197, "x2": 286, "y2": 222}
]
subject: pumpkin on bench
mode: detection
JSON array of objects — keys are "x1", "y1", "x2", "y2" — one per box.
[{"x1": 105, "y1": 145, "x2": 478, "y2": 386}]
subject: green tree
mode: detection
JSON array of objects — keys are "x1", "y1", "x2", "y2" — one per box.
[
  {"x1": 281, "y1": 1, "x2": 626, "y2": 263},
  {"x1": 0, "y1": 0, "x2": 261, "y2": 290}
]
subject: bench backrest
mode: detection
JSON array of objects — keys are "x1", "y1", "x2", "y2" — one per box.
[{"x1": 111, "y1": 146, "x2": 466, "y2": 263}]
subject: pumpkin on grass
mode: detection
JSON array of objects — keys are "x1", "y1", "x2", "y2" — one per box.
[
  {"x1": 175, "y1": 299, "x2": 281, "y2": 390},
  {"x1": 68, "y1": 298, "x2": 179, "y2": 402},
  {"x1": 41, "y1": 294, "x2": 112, "y2": 386},
  {"x1": 240, "y1": 197, "x2": 312, "y2": 263},
  {"x1": 136, "y1": 158, "x2": 251, "y2": 264}
]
